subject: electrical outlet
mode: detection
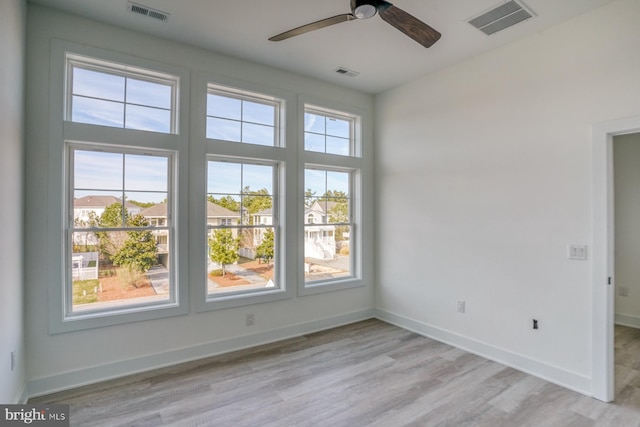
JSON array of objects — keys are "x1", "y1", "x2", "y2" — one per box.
[
  {"x1": 246, "y1": 313, "x2": 255, "y2": 326},
  {"x1": 457, "y1": 300, "x2": 465, "y2": 313},
  {"x1": 10, "y1": 351, "x2": 15, "y2": 371},
  {"x1": 619, "y1": 286, "x2": 629, "y2": 297}
]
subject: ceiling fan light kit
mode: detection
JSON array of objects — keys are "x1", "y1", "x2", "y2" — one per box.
[{"x1": 269, "y1": 0, "x2": 441, "y2": 48}]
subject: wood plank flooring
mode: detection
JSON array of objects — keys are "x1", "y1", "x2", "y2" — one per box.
[{"x1": 31, "y1": 319, "x2": 640, "y2": 426}]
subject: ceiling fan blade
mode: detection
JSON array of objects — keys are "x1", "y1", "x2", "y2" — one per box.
[
  {"x1": 269, "y1": 14, "x2": 356, "y2": 41},
  {"x1": 377, "y1": 1, "x2": 441, "y2": 48}
]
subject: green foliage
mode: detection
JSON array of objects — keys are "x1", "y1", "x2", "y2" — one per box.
[
  {"x1": 110, "y1": 214, "x2": 157, "y2": 286},
  {"x1": 256, "y1": 228, "x2": 275, "y2": 263},
  {"x1": 100, "y1": 202, "x2": 127, "y2": 227},
  {"x1": 128, "y1": 200, "x2": 156, "y2": 208},
  {"x1": 208, "y1": 195, "x2": 240, "y2": 212},
  {"x1": 93, "y1": 203, "x2": 158, "y2": 286},
  {"x1": 322, "y1": 190, "x2": 348, "y2": 202},
  {"x1": 208, "y1": 229, "x2": 240, "y2": 276},
  {"x1": 242, "y1": 187, "x2": 272, "y2": 217}
]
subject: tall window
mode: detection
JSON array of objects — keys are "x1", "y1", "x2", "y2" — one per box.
[
  {"x1": 206, "y1": 84, "x2": 282, "y2": 146},
  {"x1": 302, "y1": 104, "x2": 361, "y2": 289},
  {"x1": 304, "y1": 168, "x2": 353, "y2": 283},
  {"x1": 206, "y1": 160, "x2": 278, "y2": 296},
  {"x1": 52, "y1": 49, "x2": 185, "y2": 332},
  {"x1": 69, "y1": 146, "x2": 175, "y2": 313}
]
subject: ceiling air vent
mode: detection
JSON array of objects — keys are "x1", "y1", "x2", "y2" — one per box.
[
  {"x1": 335, "y1": 67, "x2": 359, "y2": 77},
  {"x1": 467, "y1": 0, "x2": 534, "y2": 36},
  {"x1": 127, "y1": 1, "x2": 170, "y2": 22}
]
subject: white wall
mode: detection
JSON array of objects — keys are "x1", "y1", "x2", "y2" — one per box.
[
  {"x1": 0, "y1": 0, "x2": 27, "y2": 404},
  {"x1": 25, "y1": 5, "x2": 374, "y2": 396},
  {"x1": 375, "y1": 0, "x2": 640, "y2": 395},
  {"x1": 614, "y1": 133, "x2": 640, "y2": 328}
]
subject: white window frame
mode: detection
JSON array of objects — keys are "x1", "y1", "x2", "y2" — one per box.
[
  {"x1": 299, "y1": 100, "x2": 364, "y2": 296},
  {"x1": 48, "y1": 40, "x2": 190, "y2": 333},
  {"x1": 205, "y1": 156, "x2": 282, "y2": 301},
  {"x1": 66, "y1": 53, "x2": 179, "y2": 134},
  {"x1": 194, "y1": 74, "x2": 295, "y2": 311},
  {"x1": 206, "y1": 83, "x2": 284, "y2": 147}
]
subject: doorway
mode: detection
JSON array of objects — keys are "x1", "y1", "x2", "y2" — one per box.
[
  {"x1": 612, "y1": 133, "x2": 640, "y2": 399},
  {"x1": 592, "y1": 116, "x2": 640, "y2": 402}
]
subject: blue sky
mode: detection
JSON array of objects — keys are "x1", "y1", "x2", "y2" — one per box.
[
  {"x1": 72, "y1": 69, "x2": 351, "y2": 205},
  {"x1": 71, "y1": 66, "x2": 173, "y2": 133},
  {"x1": 74, "y1": 150, "x2": 168, "y2": 203}
]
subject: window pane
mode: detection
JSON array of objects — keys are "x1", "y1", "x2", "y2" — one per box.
[
  {"x1": 326, "y1": 136, "x2": 350, "y2": 156},
  {"x1": 304, "y1": 169, "x2": 326, "y2": 198},
  {"x1": 327, "y1": 170, "x2": 350, "y2": 195},
  {"x1": 73, "y1": 191, "x2": 122, "y2": 229},
  {"x1": 125, "y1": 105, "x2": 171, "y2": 133},
  {"x1": 326, "y1": 117, "x2": 350, "y2": 138},
  {"x1": 304, "y1": 113, "x2": 325, "y2": 134},
  {"x1": 206, "y1": 117, "x2": 241, "y2": 142},
  {"x1": 207, "y1": 93, "x2": 242, "y2": 121},
  {"x1": 243, "y1": 101, "x2": 275, "y2": 126},
  {"x1": 242, "y1": 163, "x2": 273, "y2": 193},
  {"x1": 207, "y1": 226, "x2": 276, "y2": 295},
  {"x1": 126, "y1": 78, "x2": 172, "y2": 109},
  {"x1": 207, "y1": 160, "x2": 278, "y2": 297},
  {"x1": 74, "y1": 150, "x2": 123, "y2": 190},
  {"x1": 208, "y1": 161, "x2": 241, "y2": 194},
  {"x1": 73, "y1": 68, "x2": 125, "y2": 102},
  {"x1": 68, "y1": 60, "x2": 177, "y2": 134},
  {"x1": 304, "y1": 132, "x2": 325, "y2": 152},
  {"x1": 304, "y1": 108, "x2": 355, "y2": 156},
  {"x1": 304, "y1": 224, "x2": 351, "y2": 282},
  {"x1": 124, "y1": 155, "x2": 168, "y2": 192},
  {"x1": 72, "y1": 96, "x2": 124, "y2": 128},
  {"x1": 70, "y1": 230, "x2": 170, "y2": 313},
  {"x1": 70, "y1": 146, "x2": 173, "y2": 313},
  {"x1": 242, "y1": 122, "x2": 274, "y2": 146}
]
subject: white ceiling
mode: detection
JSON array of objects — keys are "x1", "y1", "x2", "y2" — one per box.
[{"x1": 29, "y1": 0, "x2": 616, "y2": 94}]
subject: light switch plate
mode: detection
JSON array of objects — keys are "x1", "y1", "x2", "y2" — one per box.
[{"x1": 568, "y1": 245, "x2": 587, "y2": 260}]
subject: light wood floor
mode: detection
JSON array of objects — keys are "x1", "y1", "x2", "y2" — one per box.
[{"x1": 31, "y1": 319, "x2": 640, "y2": 426}]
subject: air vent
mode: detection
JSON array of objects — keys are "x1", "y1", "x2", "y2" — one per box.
[
  {"x1": 467, "y1": 0, "x2": 534, "y2": 36},
  {"x1": 127, "y1": 1, "x2": 170, "y2": 22},
  {"x1": 334, "y1": 67, "x2": 359, "y2": 77}
]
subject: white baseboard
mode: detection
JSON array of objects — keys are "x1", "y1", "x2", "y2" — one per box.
[
  {"x1": 373, "y1": 309, "x2": 592, "y2": 397},
  {"x1": 27, "y1": 309, "x2": 375, "y2": 398},
  {"x1": 615, "y1": 313, "x2": 640, "y2": 329}
]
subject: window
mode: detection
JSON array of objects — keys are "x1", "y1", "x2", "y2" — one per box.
[
  {"x1": 206, "y1": 159, "x2": 278, "y2": 296},
  {"x1": 68, "y1": 146, "x2": 175, "y2": 314},
  {"x1": 67, "y1": 54, "x2": 178, "y2": 133},
  {"x1": 206, "y1": 84, "x2": 282, "y2": 146},
  {"x1": 304, "y1": 168, "x2": 353, "y2": 283},
  {"x1": 48, "y1": 43, "x2": 188, "y2": 333},
  {"x1": 304, "y1": 106, "x2": 355, "y2": 156},
  {"x1": 301, "y1": 104, "x2": 362, "y2": 292}
]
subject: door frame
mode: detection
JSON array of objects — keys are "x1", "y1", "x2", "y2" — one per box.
[{"x1": 592, "y1": 115, "x2": 640, "y2": 402}]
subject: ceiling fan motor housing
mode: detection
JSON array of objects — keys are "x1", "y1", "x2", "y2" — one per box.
[{"x1": 351, "y1": 0, "x2": 378, "y2": 19}]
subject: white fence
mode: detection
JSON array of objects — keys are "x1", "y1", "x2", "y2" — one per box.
[{"x1": 72, "y1": 251, "x2": 99, "y2": 281}]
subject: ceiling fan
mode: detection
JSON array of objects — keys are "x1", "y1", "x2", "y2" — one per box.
[{"x1": 269, "y1": 0, "x2": 441, "y2": 48}]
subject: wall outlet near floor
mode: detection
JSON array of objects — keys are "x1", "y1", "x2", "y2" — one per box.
[
  {"x1": 246, "y1": 313, "x2": 255, "y2": 327},
  {"x1": 619, "y1": 286, "x2": 629, "y2": 297},
  {"x1": 457, "y1": 300, "x2": 466, "y2": 313}
]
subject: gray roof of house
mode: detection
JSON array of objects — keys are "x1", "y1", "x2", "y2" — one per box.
[
  {"x1": 74, "y1": 195, "x2": 139, "y2": 210},
  {"x1": 138, "y1": 201, "x2": 240, "y2": 218}
]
